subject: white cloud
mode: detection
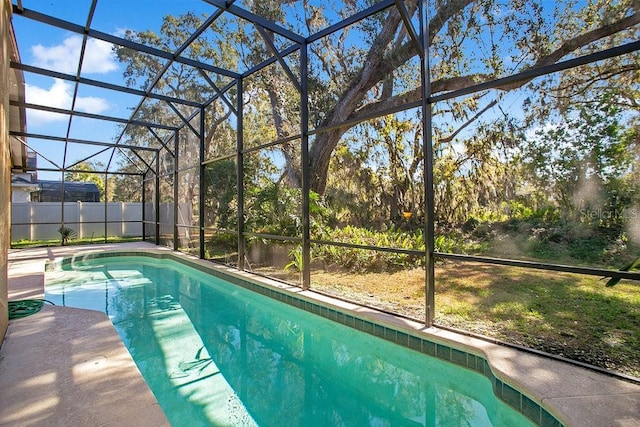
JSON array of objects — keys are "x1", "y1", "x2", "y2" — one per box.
[
  {"x1": 25, "y1": 79, "x2": 110, "y2": 125},
  {"x1": 31, "y1": 35, "x2": 118, "y2": 74},
  {"x1": 113, "y1": 28, "x2": 134, "y2": 38},
  {"x1": 75, "y1": 96, "x2": 110, "y2": 113}
]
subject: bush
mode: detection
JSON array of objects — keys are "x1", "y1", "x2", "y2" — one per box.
[
  {"x1": 57, "y1": 226, "x2": 77, "y2": 245},
  {"x1": 314, "y1": 226, "x2": 425, "y2": 272}
]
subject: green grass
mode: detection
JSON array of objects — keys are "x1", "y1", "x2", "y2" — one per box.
[
  {"x1": 10, "y1": 236, "x2": 143, "y2": 249},
  {"x1": 437, "y1": 263, "x2": 640, "y2": 377},
  {"x1": 309, "y1": 262, "x2": 640, "y2": 378}
]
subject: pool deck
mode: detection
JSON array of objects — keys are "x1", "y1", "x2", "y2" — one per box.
[
  {"x1": 1, "y1": 243, "x2": 170, "y2": 427},
  {"x1": 1, "y1": 243, "x2": 639, "y2": 427}
]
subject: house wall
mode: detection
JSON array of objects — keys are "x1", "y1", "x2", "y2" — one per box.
[
  {"x1": 11, "y1": 188, "x2": 32, "y2": 203},
  {"x1": 0, "y1": 0, "x2": 12, "y2": 340}
]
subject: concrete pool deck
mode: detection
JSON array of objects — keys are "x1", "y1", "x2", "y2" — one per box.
[
  {"x1": 1, "y1": 243, "x2": 170, "y2": 427},
  {"x1": 1, "y1": 242, "x2": 639, "y2": 426}
]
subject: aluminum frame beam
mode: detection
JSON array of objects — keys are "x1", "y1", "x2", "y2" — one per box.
[
  {"x1": 11, "y1": 100, "x2": 177, "y2": 131},
  {"x1": 11, "y1": 62, "x2": 203, "y2": 108},
  {"x1": 10, "y1": 131, "x2": 158, "y2": 152},
  {"x1": 204, "y1": 0, "x2": 304, "y2": 44}
]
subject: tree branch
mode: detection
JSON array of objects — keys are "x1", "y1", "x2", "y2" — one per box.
[
  {"x1": 439, "y1": 99, "x2": 498, "y2": 144},
  {"x1": 351, "y1": 74, "x2": 490, "y2": 120},
  {"x1": 498, "y1": 12, "x2": 640, "y2": 91},
  {"x1": 349, "y1": 11, "x2": 639, "y2": 121}
]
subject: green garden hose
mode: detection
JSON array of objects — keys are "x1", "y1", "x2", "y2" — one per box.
[{"x1": 8, "y1": 299, "x2": 54, "y2": 320}]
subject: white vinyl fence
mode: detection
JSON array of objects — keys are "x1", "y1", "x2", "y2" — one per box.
[{"x1": 10, "y1": 202, "x2": 144, "y2": 242}]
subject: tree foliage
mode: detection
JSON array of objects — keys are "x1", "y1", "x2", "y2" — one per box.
[
  {"x1": 524, "y1": 99, "x2": 638, "y2": 221},
  {"x1": 64, "y1": 161, "x2": 108, "y2": 201},
  {"x1": 112, "y1": 0, "x2": 640, "y2": 264}
]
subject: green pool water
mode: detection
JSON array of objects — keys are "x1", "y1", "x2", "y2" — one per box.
[{"x1": 45, "y1": 256, "x2": 535, "y2": 427}]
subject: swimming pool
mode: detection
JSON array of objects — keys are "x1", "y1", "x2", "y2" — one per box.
[{"x1": 45, "y1": 253, "x2": 551, "y2": 426}]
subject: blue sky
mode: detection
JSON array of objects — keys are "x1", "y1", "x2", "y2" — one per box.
[{"x1": 12, "y1": 0, "x2": 219, "y2": 179}]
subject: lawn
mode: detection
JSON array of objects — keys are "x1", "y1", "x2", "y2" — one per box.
[
  {"x1": 309, "y1": 261, "x2": 640, "y2": 378},
  {"x1": 10, "y1": 236, "x2": 143, "y2": 249}
]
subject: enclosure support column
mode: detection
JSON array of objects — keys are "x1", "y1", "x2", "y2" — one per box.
[
  {"x1": 103, "y1": 171, "x2": 108, "y2": 243},
  {"x1": 142, "y1": 177, "x2": 146, "y2": 241},
  {"x1": 199, "y1": 107, "x2": 206, "y2": 259},
  {"x1": 301, "y1": 41, "x2": 311, "y2": 290},
  {"x1": 236, "y1": 78, "x2": 245, "y2": 270},
  {"x1": 420, "y1": 0, "x2": 435, "y2": 326},
  {"x1": 155, "y1": 149, "x2": 160, "y2": 245},
  {"x1": 173, "y1": 130, "x2": 179, "y2": 250},
  {"x1": 60, "y1": 171, "x2": 65, "y2": 243}
]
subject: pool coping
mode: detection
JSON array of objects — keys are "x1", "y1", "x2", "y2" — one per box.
[{"x1": 8, "y1": 243, "x2": 640, "y2": 427}]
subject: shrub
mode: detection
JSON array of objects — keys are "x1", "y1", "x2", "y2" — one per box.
[
  {"x1": 57, "y1": 226, "x2": 76, "y2": 246},
  {"x1": 313, "y1": 226, "x2": 425, "y2": 272}
]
